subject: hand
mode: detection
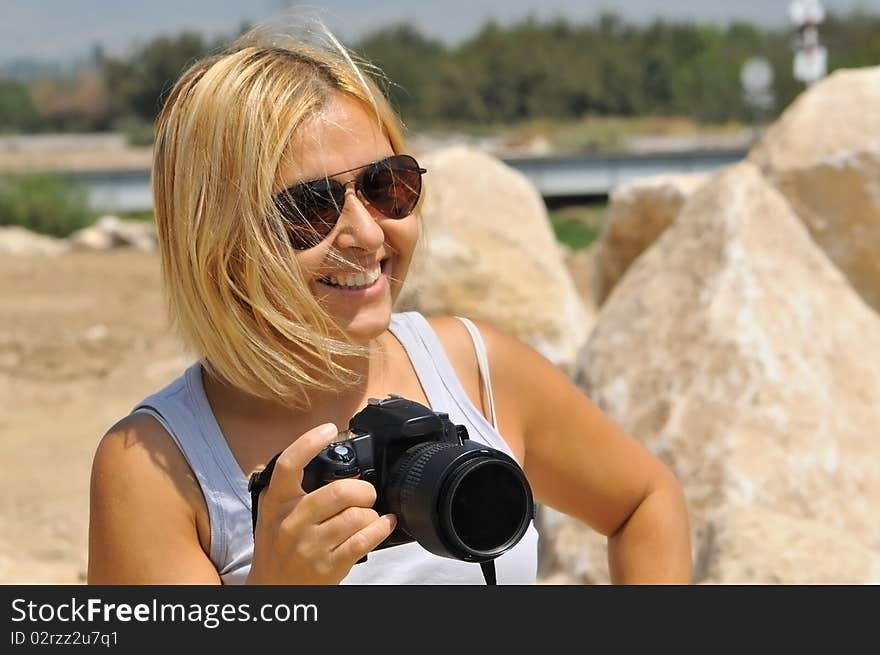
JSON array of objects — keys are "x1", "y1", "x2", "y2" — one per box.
[{"x1": 246, "y1": 423, "x2": 397, "y2": 585}]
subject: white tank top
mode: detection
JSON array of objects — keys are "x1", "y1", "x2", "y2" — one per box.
[{"x1": 132, "y1": 311, "x2": 539, "y2": 584}]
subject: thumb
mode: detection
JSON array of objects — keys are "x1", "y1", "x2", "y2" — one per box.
[{"x1": 258, "y1": 422, "x2": 340, "y2": 503}]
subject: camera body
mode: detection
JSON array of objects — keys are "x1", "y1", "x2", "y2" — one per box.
[{"x1": 300, "y1": 395, "x2": 534, "y2": 563}]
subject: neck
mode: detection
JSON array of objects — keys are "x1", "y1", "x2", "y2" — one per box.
[{"x1": 200, "y1": 338, "x2": 388, "y2": 425}]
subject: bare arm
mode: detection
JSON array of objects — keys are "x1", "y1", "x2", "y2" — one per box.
[
  {"x1": 476, "y1": 320, "x2": 693, "y2": 584},
  {"x1": 88, "y1": 413, "x2": 221, "y2": 584}
]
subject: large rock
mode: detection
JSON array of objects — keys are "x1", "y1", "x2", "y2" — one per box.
[
  {"x1": 748, "y1": 65, "x2": 880, "y2": 313},
  {"x1": 0, "y1": 226, "x2": 69, "y2": 256},
  {"x1": 535, "y1": 506, "x2": 608, "y2": 584},
  {"x1": 561, "y1": 244, "x2": 599, "y2": 318},
  {"x1": 396, "y1": 146, "x2": 590, "y2": 370},
  {"x1": 749, "y1": 67, "x2": 880, "y2": 169},
  {"x1": 552, "y1": 161, "x2": 880, "y2": 584},
  {"x1": 702, "y1": 507, "x2": 880, "y2": 584},
  {"x1": 593, "y1": 172, "x2": 708, "y2": 305},
  {"x1": 69, "y1": 215, "x2": 157, "y2": 252}
]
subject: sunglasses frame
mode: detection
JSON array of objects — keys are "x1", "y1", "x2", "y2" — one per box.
[{"x1": 274, "y1": 153, "x2": 427, "y2": 250}]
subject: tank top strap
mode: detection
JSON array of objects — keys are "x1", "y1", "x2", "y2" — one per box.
[
  {"x1": 453, "y1": 315, "x2": 498, "y2": 431},
  {"x1": 387, "y1": 312, "x2": 455, "y2": 411},
  {"x1": 387, "y1": 312, "x2": 510, "y2": 454}
]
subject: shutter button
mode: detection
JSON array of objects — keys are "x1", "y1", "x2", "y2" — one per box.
[{"x1": 329, "y1": 444, "x2": 355, "y2": 463}]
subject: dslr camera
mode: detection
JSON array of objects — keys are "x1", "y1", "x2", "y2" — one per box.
[{"x1": 249, "y1": 394, "x2": 534, "y2": 563}]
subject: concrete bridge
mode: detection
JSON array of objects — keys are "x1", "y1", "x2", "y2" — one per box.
[
  {"x1": 0, "y1": 134, "x2": 748, "y2": 212},
  {"x1": 503, "y1": 147, "x2": 747, "y2": 201},
  {"x1": 72, "y1": 147, "x2": 747, "y2": 212}
]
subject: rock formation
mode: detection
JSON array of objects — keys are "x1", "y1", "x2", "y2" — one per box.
[
  {"x1": 593, "y1": 172, "x2": 707, "y2": 305},
  {"x1": 550, "y1": 161, "x2": 880, "y2": 583},
  {"x1": 749, "y1": 66, "x2": 880, "y2": 313},
  {"x1": 396, "y1": 145, "x2": 591, "y2": 371}
]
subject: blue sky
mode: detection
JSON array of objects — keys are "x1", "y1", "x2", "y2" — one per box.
[{"x1": 3, "y1": 0, "x2": 880, "y2": 63}]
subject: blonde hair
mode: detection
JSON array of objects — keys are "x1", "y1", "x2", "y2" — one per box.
[{"x1": 152, "y1": 21, "x2": 411, "y2": 408}]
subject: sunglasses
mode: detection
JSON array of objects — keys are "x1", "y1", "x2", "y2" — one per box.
[{"x1": 274, "y1": 153, "x2": 427, "y2": 249}]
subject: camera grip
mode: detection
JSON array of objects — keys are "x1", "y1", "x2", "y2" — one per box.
[{"x1": 301, "y1": 442, "x2": 362, "y2": 492}]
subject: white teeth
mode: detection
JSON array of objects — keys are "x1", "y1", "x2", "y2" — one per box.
[{"x1": 320, "y1": 265, "x2": 381, "y2": 289}]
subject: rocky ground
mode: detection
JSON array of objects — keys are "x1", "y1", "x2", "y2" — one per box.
[{"x1": 0, "y1": 250, "x2": 190, "y2": 583}]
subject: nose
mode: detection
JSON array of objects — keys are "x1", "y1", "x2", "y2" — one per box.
[{"x1": 332, "y1": 188, "x2": 385, "y2": 252}]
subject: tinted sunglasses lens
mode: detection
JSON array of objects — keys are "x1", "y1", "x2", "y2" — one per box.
[
  {"x1": 361, "y1": 155, "x2": 423, "y2": 219},
  {"x1": 277, "y1": 179, "x2": 344, "y2": 249}
]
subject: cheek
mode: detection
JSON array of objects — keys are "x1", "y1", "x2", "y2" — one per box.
[
  {"x1": 386, "y1": 217, "x2": 419, "y2": 270},
  {"x1": 292, "y1": 246, "x2": 330, "y2": 282}
]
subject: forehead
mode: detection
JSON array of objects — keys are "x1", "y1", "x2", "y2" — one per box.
[{"x1": 279, "y1": 93, "x2": 394, "y2": 186}]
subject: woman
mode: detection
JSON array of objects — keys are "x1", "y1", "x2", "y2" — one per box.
[{"x1": 87, "y1": 26, "x2": 692, "y2": 585}]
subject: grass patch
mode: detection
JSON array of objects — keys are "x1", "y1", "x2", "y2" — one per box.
[
  {"x1": 550, "y1": 219, "x2": 600, "y2": 250},
  {"x1": 0, "y1": 173, "x2": 95, "y2": 237},
  {"x1": 548, "y1": 202, "x2": 606, "y2": 250},
  {"x1": 115, "y1": 209, "x2": 155, "y2": 223}
]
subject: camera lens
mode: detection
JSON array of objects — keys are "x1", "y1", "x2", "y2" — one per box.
[
  {"x1": 443, "y1": 458, "x2": 531, "y2": 555},
  {"x1": 384, "y1": 441, "x2": 534, "y2": 562}
]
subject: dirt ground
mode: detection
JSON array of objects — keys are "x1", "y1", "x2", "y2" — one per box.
[
  {"x1": 1, "y1": 249, "x2": 591, "y2": 584},
  {"x1": 0, "y1": 250, "x2": 190, "y2": 583}
]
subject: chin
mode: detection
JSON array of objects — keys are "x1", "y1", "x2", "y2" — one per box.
[
  {"x1": 311, "y1": 258, "x2": 400, "y2": 343},
  {"x1": 314, "y1": 290, "x2": 394, "y2": 343},
  {"x1": 335, "y1": 306, "x2": 393, "y2": 343}
]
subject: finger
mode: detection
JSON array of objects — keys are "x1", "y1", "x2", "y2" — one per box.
[
  {"x1": 317, "y1": 506, "x2": 381, "y2": 549},
  {"x1": 299, "y1": 478, "x2": 378, "y2": 524},
  {"x1": 261, "y1": 422, "x2": 340, "y2": 503},
  {"x1": 333, "y1": 513, "x2": 398, "y2": 565}
]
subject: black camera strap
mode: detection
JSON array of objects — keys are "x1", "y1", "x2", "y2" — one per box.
[
  {"x1": 481, "y1": 561, "x2": 497, "y2": 585},
  {"x1": 247, "y1": 452, "x2": 281, "y2": 534}
]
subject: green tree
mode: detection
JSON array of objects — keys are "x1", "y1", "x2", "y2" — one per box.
[
  {"x1": 0, "y1": 79, "x2": 40, "y2": 132},
  {"x1": 354, "y1": 23, "x2": 449, "y2": 124},
  {"x1": 103, "y1": 32, "x2": 216, "y2": 122},
  {"x1": 12, "y1": 10, "x2": 880, "y2": 137}
]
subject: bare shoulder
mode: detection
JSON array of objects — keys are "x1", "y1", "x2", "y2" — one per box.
[
  {"x1": 423, "y1": 314, "x2": 484, "y2": 376},
  {"x1": 424, "y1": 314, "x2": 527, "y2": 392},
  {"x1": 91, "y1": 412, "x2": 200, "y2": 501},
  {"x1": 424, "y1": 314, "x2": 567, "y2": 404},
  {"x1": 88, "y1": 412, "x2": 217, "y2": 583},
  {"x1": 424, "y1": 313, "x2": 532, "y2": 369},
  {"x1": 424, "y1": 315, "x2": 553, "y2": 459}
]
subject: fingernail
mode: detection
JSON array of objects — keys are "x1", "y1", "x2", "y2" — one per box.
[
  {"x1": 386, "y1": 514, "x2": 398, "y2": 528},
  {"x1": 318, "y1": 423, "x2": 338, "y2": 438}
]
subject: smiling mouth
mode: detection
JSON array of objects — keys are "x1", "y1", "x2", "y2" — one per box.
[{"x1": 317, "y1": 259, "x2": 388, "y2": 290}]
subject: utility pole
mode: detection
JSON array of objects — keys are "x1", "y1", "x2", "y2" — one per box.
[{"x1": 789, "y1": 0, "x2": 827, "y2": 85}]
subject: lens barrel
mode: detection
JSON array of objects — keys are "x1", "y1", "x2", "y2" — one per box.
[{"x1": 384, "y1": 441, "x2": 534, "y2": 562}]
